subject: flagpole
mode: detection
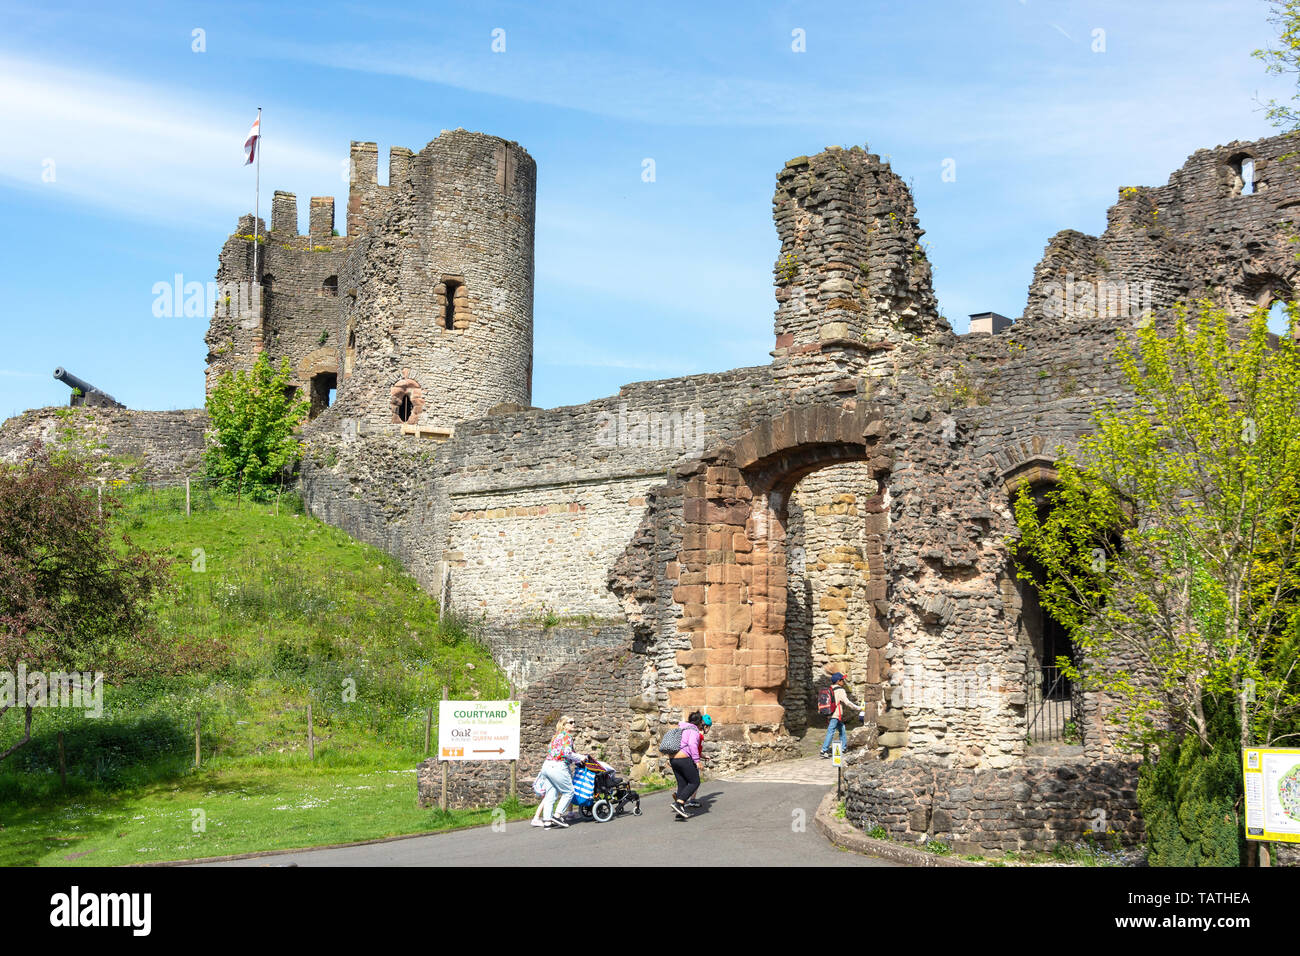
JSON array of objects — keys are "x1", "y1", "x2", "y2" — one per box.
[{"x1": 253, "y1": 107, "x2": 262, "y2": 278}]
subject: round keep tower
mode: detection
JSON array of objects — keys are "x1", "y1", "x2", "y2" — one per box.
[{"x1": 333, "y1": 129, "x2": 536, "y2": 432}]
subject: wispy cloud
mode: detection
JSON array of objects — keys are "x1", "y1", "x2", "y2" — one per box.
[{"x1": 0, "y1": 54, "x2": 342, "y2": 227}]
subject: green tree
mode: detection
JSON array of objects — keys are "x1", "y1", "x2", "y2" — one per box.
[
  {"x1": 1012, "y1": 302, "x2": 1300, "y2": 755},
  {"x1": 204, "y1": 353, "x2": 308, "y2": 499},
  {"x1": 1255, "y1": 1, "x2": 1300, "y2": 131},
  {"x1": 0, "y1": 448, "x2": 173, "y2": 761}
]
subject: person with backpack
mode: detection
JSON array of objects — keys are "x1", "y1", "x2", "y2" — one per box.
[
  {"x1": 664, "y1": 711, "x2": 706, "y2": 820},
  {"x1": 818, "y1": 672, "x2": 863, "y2": 759}
]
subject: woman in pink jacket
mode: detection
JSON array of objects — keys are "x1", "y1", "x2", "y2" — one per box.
[{"x1": 669, "y1": 711, "x2": 706, "y2": 820}]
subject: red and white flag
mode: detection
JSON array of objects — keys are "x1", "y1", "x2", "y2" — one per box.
[{"x1": 243, "y1": 113, "x2": 260, "y2": 165}]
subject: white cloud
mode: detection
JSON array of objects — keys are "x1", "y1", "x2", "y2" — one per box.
[{"x1": 0, "y1": 54, "x2": 342, "y2": 227}]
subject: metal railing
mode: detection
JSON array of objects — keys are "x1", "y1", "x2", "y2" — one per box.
[{"x1": 1026, "y1": 663, "x2": 1074, "y2": 744}]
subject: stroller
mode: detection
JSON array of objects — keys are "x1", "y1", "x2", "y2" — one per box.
[{"x1": 570, "y1": 756, "x2": 641, "y2": 822}]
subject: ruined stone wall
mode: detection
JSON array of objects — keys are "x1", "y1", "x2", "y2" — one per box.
[
  {"x1": 771, "y1": 147, "x2": 947, "y2": 390},
  {"x1": 0, "y1": 405, "x2": 206, "y2": 481},
  {"x1": 1023, "y1": 132, "x2": 1300, "y2": 324},
  {"x1": 784, "y1": 461, "x2": 883, "y2": 734},
  {"x1": 843, "y1": 752, "x2": 1143, "y2": 854},
  {"x1": 302, "y1": 365, "x2": 779, "y2": 612},
  {"x1": 416, "y1": 642, "x2": 645, "y2": 808},
  {"x1": 330, "y1": 130, "x2": 536, "y2": 434},
  {"x1": 205, "y1": 192, "x2": 353, "y2": 409}
]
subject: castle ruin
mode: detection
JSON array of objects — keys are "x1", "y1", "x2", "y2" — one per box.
[{"x1": 4, "y1": 126, "x2": 1297, "y2": 854}]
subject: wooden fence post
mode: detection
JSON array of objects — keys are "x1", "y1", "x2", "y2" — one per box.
[
  {"x1": 186, "y1": 475, "x2": 191, "y2": 517},
  {"x1": 308, "y1": 700, "x2": 315, "y2": 760},
  {"x1": 424, "y1": 707, "x2": 433, "y2": 756},
  {"x1": 440, "y1": 687, "x2": 448, "y2": 812},
  {"x1": 194, "y1": 711, "x2": 201, "y2": 768}
]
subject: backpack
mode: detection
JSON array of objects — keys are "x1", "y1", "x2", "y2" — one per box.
[
  {"x1": 816, "y1": 687, "x2": 837, "y2": 717},
  {"x1": 658, "y1": 726, "x2": 684, "y2": 755}
]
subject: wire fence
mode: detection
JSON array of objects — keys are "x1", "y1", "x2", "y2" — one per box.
[{"x1": 100, "y1": 473, "x2": 304, "y2": 521}]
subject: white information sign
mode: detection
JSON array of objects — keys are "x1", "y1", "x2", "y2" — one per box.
[
  {"x1": 1243, "y1": 746, "x2": 1300, "y2": 844},
  {"x1": 438, "y1": 700, "x2": 520, "y2": 761}
]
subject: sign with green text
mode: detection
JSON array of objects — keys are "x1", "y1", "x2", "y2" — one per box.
[{"x1": 438, "y1": 700, "x2": 520, "y2": 761}]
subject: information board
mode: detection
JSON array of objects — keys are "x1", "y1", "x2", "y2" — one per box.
[
  {"x1": 1242, "y1": 746, "x2": 1300, "y2": 843},
  {"x1": 438, "y1": 700, "x2": 521, "y2": 761}
]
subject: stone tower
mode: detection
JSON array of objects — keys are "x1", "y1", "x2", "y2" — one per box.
[
  {"x1": 331, "y1": 129, "x2": 537, "y2": 433},
  {"x1": 770, "y1": 146, "x2": 947, "y2": 389}
]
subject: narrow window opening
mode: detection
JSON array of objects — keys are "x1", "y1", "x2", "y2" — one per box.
[
  {"x1": 398, "y1": 393, "x2": 414, "y2": 422},
  {"x1": 1242, "y1": 158, "x2": 1256, "y2": 196},
  {"x1": 1269, "y1": 298, "x2": 1290, "y2": 336},
  {"x1": 323, "y1": 275, "x2": 338, "y2": 296},
  {"x1": 444, "y1": 280, "x2": 462, "y2": 330},
  {"x1": 309, "y1": 372, "x2": 337, "y2": 420}
]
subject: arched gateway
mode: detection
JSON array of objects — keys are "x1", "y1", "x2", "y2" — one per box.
[{"x1": 664, "y1": 404, "x2": 893, "y2": 737}]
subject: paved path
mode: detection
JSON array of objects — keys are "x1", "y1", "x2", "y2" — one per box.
[{"x1": 204, "y1": 756, "x2": 892, "y2": 868}]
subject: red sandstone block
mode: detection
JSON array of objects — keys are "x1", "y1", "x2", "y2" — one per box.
[
  {"x1": 705, "y1": 647, "x2": 737, "y2": 668},
  {"x1": 670, "y1": 688, "x2": 706, "y2": 708},
  {"x1": 726, "y1": 503, "x2": 753, "y2": 525},
  {"x1": 704, "y1": 705, "x2": 741, "y2": 724},
  {"x1": 665, "y1": 561, "x2": 680, "y2": 580},
  {"x1": 706, "y1": 630, "x2": 741, "y2": 649},
  {"x1": 681, "y1": 530, "x2": 707, "y2": 551},
  {"x1": 676, "y1": 649, "x2": 707, "y2": 667},
  {"x1": 705, "y1": 563, "x2": 745, "y2": 584},
  {"x1": 673, "y1": 584, "x2": 705, "y2": 605},
  {"x1": 705, "y1": 582, "x2": 743, "y2": 604},
  {"x1": 706, "y1": 688, "x2": 745, "y2": 708},
  {"x1": 710, "y1": 664, "x2": 743, "y2": 686},
  {"x1": 744, "y1": 704, "x2": 785, "y2": 724},
  {"x1": 683, "y1": 500, "x2": 709, "y2": 523},
  {"x1": 745, "y1": 687, "x2": 781, "y2": 706},
  {"x1": 705, "y1": 603, "x2": 751, "y2": 634},
  {"x1": 744, "y1": 665, "x2": 783, "y2": 688},
  {"x1": 679, "y1": 549, "x2": 707, "y2": 567},
  {"x1": 732, "y1": 532, "x2": 753, "y2": 553},
  {"x1": 683, "y1": 479, "x2": 706, "y2": 498},
  {"x1": 685, "y1": 665, "x2": 706, "y2": 687},
  {"x1": 707, "y1": 466, "x2": 740, "y2": 485}
]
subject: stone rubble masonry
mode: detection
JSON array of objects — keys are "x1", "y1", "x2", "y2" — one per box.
[
  {"x1": 0, "y1": 406, "x2": 206, "y2": 480},
  {"x1": 843, "y1": 751, "x2": 1144, "y2": 854},
  {"x1": 4, "y1": 130, "x2": 1294, "y2": 843},
  {"x1": 205, "y1": 129, "x2": 535, "y2": 435}
]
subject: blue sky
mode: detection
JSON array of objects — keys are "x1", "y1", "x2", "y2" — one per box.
[{"x1": 0, "y1": 0, "x2": 1293, "y2": 419}]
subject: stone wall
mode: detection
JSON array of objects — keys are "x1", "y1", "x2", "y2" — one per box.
[
  {"x1": 784, "y1": 461, "x2": 884, "y2": 734},
  {"x1": 0, "y1": 405, "x2": 206, "y2": 481},
  {"x1": 843, "y1": 751, "x2": 1143, "y2": 854},
  {"x1": 1022, "y1": 131, "x2": 1300, "y2": 324},
  {"x1": 416, "y1": 642, "x2": 645, "y2": 808}
]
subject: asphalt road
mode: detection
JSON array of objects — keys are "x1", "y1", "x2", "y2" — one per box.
[{"x1": 203, "y1": 773, "x2": 896, "y2": 868}]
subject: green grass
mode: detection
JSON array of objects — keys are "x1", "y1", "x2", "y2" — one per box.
[
  {"x1": 0, "y1": 762, "x2": 530, "y2": 866},
  {"x1": 0, "y1": 490, "x2": 516, "y2": 864}
]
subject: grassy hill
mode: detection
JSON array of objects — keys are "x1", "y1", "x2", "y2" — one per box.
[{"x1": 0, "y1": 485, "x2": 525, "y2": 865}]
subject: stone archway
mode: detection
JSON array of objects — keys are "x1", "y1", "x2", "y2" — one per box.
[{"x1": 669, "y1": 404, "x2": 893, "y2": 742}]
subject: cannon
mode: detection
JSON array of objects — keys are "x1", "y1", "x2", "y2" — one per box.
[{"x1": 53, "y1": 368, "x2": 125, "y2": 409}]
